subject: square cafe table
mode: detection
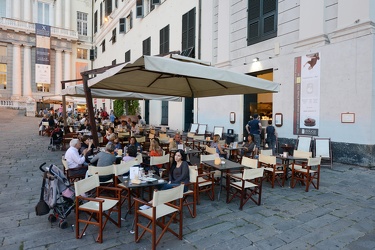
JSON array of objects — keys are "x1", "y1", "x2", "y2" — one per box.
[
  {"x1": 201, "y1": 160, "x2": 245, "y2": 200},
  {"x1": 276, "y1": 155, "x2": 308, "y2": 180}
]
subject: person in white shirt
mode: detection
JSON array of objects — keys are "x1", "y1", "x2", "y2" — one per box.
[{"x1": 65, "y1": 139, "x2": 90, "y2": 175}]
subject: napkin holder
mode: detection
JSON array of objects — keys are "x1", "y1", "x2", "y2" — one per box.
[{"x1": 214, "y1": 158, "x2": 221, "y2": 165}]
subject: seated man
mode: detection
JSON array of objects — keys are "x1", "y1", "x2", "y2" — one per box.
[
  {"x1": 65, "y1": 139, "x2": 89, "y2": 175},
  {"x1": 90, "y1": 143, "x2": 117, "y2": 182},
  {"x1": 169, "y1": 132, "x2": 183, "y2": 151}
]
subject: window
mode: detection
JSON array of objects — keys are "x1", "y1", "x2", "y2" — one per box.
[
  {"x1": 136, "y1": 0, "x2": 143, "y2": 18},
  {"x1": 101, "y1": 39, "x2": 106, "y2": 52},
  {"x1": 247, "y1": 0, "x2": 277, "y2": 46},
  {"x1": 159, "y1": 25, "x2": 169, "y2": 54},
  {"x1": 77, "y1": 12, "x2": 88, "y2": 36},
  {"x1": 143, "y1": 37, "x2": 151, "y2": 56},
  {"x1": 100, "y1": 2, "x2": 103, "y2": 26},
  {"x1": 77, "y1": 48, "x2": 88, "y2": 59},
  {"x1": 149, "y1": 0, "x2": 155, "y2": 12},
  {"x1": 115, "y1": 0, "x2": 118, "y2": 8},
  {"x1": 110, "y1": 28, "x2": 116, "y2": 44},
  {"x1": 119, "y1": 18, "x2": 125, "y2": 33},
  {"x1": 127, "y1": 11, "x2": 133, "y2": 30},
  {"x1": 125, "y1": 50, "x2": 131, "y2": 62},
  {"x1": 105, "y1": 0, "x2": 112, "y2": 17},
  {"x1": 152, "y1": 0, "x2": 161, "y2": 4},
  {"x1": 37, "y1": 83, "x2": 49, "y2": 92},
  {"x1": 0, "y1": 64, "x2": 6, "y2": 90},
  {"x1": 181, "y1": 8, "x2": 195, "y2": 58},
  {"x1": 112, "y1": 59, "x2": 116, "y2": 65},
  {"x1": 94, "y1": 11, "x2": 98, "y2": 33},
  {"x1": 0, "y1": 0, "x2": 6, "y2": 17},
  {"x1": 38, "y1": 1, "x2": 50, "y2": 25}
]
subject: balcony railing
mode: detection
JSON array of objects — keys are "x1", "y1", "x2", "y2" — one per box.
[{"x1": 0, "y1": 17, "x2": 78, "y2": 41}]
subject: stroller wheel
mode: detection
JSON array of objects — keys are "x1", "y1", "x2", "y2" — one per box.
[
  {"x1": 48, "y1": 214, "x2": 57, "y2": 223},
  {"x1": 59, "y1": 220, "x2": 68, "y2": 229}
]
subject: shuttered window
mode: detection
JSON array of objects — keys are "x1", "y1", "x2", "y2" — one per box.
[
  {"x1": 105, "y1": 0, "x2": 112, "y2": 17},
  {"x1": 181, "y1": 8, "x2": 195, "y2": 58},
  {"x1": 136, "y1": 0, "x2": 143, "y2": 18},
  {"x1": 159, "y1": 25, "x2": 169, "y2": 55},
  {"x1": 125, "y1": 50, "x2": 131, "y2": 62},
  {"x1": 119, "y1": 18, "x2": 125, "y2": 33},
  {"x1": 142, "y1": 37, "x2": 151, "y2": 56},
  {"x1": 247, "y1": 0, "x2": 277, "y2": 46}
]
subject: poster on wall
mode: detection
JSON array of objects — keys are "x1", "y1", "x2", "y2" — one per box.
[
  {"x1": 293, "y1": 52, "x2": 320, "y2": 136},
  {"x1": 35, "y1": 23, "x2": 51, "y2": 85}
]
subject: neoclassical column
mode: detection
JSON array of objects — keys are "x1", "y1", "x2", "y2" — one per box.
[
  {"x1": 12, "y1": 0, "x2": 20, "y2": 20},
  {"x1": 55, "y1": 49, "x2": 63, "y2": 94},
  {"x1": 63, "y1": 50, "x2": 71, "y2": 82},
  {"x1": 12, "y1": 43, "x2": 22, "y2": 98},
  {"x1": 64, "y1": 0, "x2": 71, "y2": 30},
  {"x1": 23, "y1": 45, "x2": 32, "y2": 97},
  {"x1": 55, "y1": 0, "x2": 62, "y2": 28},
  {"x1": 23, "y1": 0, "x2": 31, "y2": 22}
]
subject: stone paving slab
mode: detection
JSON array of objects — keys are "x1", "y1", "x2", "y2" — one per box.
[{"x1": 0, "y1": 107, "x2": 375, "y2": 249}]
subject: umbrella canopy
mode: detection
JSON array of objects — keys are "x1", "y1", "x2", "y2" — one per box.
[
  {"x1": 42, "y1": 95, "x2": 75, "y2": 104},
  {"x1": 61, "y1": 85, "x2": 182, "y2": 102},
  {"x1": 88, "y1": 55, "x2": 280, "y2": 98}
]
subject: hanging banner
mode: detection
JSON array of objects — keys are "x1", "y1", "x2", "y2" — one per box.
[
  {"x1": 294, "y1": 52, "x2": 320, "y2": 136},
  {"x1": 35, "y1": 24, "x2": 51, "y2": 84}
]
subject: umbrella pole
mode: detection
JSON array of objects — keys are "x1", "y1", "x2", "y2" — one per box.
[{"x1": 82, "y1": 74, "x2": 99, "y2": 146}]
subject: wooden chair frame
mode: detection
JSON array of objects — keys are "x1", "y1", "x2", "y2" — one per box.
[
  {"x1": 134, "y1": 185, "x2": 184, "y2": 250},
  {"x1": 258, "y1": 154, "x2": 286, "y2": 188},
  {"x1": 226, "y1": 168, "x2": 264, "y2": 210},
  {"x1": 291, "y1": 157, "x2": 321, "y2": 192},
  {"x1": 74, "y1": 174, "x2": 121, "y2": 243}
]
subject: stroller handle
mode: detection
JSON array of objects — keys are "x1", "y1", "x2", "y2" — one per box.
[{"x1": 39, "y1": 162, "x2": 47, "y2": 172}]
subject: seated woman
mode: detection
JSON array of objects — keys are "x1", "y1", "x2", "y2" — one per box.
[
  {"x1": 79, "y1": 135, "x2": 95, "y2": 162},
  {"x1": 241, "y1": 134, "x2": 258, "y2": 158},
  {"x1": 210, "y1": 134, "x2": 226, "y2": 158},
  {"x1": 123, "y1": 145, "x2": 138, "y2": 162},
  {"x1": 149, "y1": 138, "x2": 163, "y2": 175},
  {"x1": 130, "y1": 121, "x2": 140, "y2": 135},
  {"x1": 126, "y1": 136, "x2": 142, "y2": 153},
  {"x1": 90, "y1": 143, "x2": 116, "y2": 182},
  {"x1": 140, "y1": 149, "x2": 189, "y2": 210}
]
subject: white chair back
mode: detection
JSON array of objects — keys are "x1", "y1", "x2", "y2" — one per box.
[
  {"x1": 74, "y1": 174, "x2": 99, "y2": 196},
  {"x1": 200, "y1": 153, "x2": 217, "y2": 163},
  {"x1": 307, "y1": 157, "x2": 321, "y2": 166},
  {"x1": 88, "y1": 165, "x2": 114, "y2": 176},
  {"x1": 189, "y1": 165, "x2": 198, "y2": 183},
  {"x1": 259, "y1": 154, "x2": 276, "y2": 165},
  {"x1": 293, "y1": 150, "x2": 312, "y2": 159},
  {"x1": 114, "y1": 159, "x2": 140, "y2": 176},
  {"x1": 150, "y1": 154, "x2": 170, "y2": 165},
  {"x1": 260, "y1": 149, "x2": 272, "y2": 156},
  {"x1": 152, "y1": 184, "x2": 184, "y2": 206},
  {"x1": 297, "y1": 136, "x2": 312, "y2": 152},
  {"x1": 136, "y1": 136, "x2": 146, "y2": 143},
  {"x1": 243, "y1": 168, "x2": 264, "y2": 180},
  {"x1": 193, "y1": 135, "x2": 204, "y2": 141},
  {"x1": 205, "y1": 145, "x2": 216, "y2": 155},
  {"x1": 241, "y1": 157, "x2": 258, "y2": 169}
]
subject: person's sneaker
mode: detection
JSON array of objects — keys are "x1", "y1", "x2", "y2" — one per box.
[{"x1": 140, "y1": 204, "x2": 151, "y2": 210}]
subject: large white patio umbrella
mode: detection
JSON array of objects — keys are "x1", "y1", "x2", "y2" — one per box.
[
  {"x1": 61, "y1": 85, "x2": 182, "y2": 102},
  {"x1": 88, "y1": 54, "x2": 280, "y2": 97}
]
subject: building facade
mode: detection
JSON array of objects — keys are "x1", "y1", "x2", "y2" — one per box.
[{"x1": 0, "y1": 0, "x2": 91, "y2": 115}]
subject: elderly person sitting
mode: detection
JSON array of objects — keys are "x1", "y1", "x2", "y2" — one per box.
[
  {"x1": 169, "y1": 132, "x2": 183, "y2": 151},
  {"x1": 65, "y1": 139, "x2": 89, "y2": 175},
  {"x1": 89, "y1": 143, "x2": 116, "y2": 182}
]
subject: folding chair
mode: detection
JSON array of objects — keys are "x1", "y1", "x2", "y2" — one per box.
[
  {"x1": 291, "y1": 157, "x2": 321, "y2": 192},
  {"x1": 226, "y1": 168, "x2": 264, "y2": 210},
  {"x1": 74, "y1": 174, "x2": 121, "y2": 243},
  {"x1": 258, "y1": 154, "x2": 285, "y2": 188},
  {"x1": 134, "y1": 184, "x2": 184, "y2": 250}
]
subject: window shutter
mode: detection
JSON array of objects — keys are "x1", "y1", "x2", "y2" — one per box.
[
  {"x1": 94, "y1": 11, "x2": 98, "y2": 33},
  {"x1": 262, "y1": 0, "x2": 276, "y2": 35},
  {"x1": 152, "y1": 0, "x2": 161, "y2": 4},
  {"x1": 106, "y1": 0, "x2": 112, "y2": 16},
  {"x1": 119, "y1": 18, "x2": 125, "y2": 33},
  {"x1": 129, "y1": 11, "x2": 133, "y2": 28},
  {"x1": 182, "y1": 12, "x2": 188, "y2": 50},
  {"x1": 187, "y1": 9, "x2": 195, "y2": 48},
  {"x1": 136, "y1": 0, "x2": 144, "y2": 18},
  {"x1": 125, "y1": 50, "x2": 131, "y2": 62}
]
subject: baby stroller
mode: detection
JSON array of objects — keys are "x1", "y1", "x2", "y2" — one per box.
[
  {"x1": 48, "y1": 126, "x2": 64, "y2": 151},
  {"x1": 37, "y1": 162, "x2": 75, "y2": 229}
]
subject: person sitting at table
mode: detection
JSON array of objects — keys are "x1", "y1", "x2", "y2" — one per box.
[
  {"x1": 210, "y1": 134, "x2": 226, "y2": 158},
  {"x1": 118, "y1": 120, "x2": 128, "y2": 132},
  {"x1": 79, "y1": 135, "x2": 95, "y2": 162},
  {"x1": 169, "y1": 132, "x2": 183, "y2": 151},
  {"x1": 126, "y1": 136, "x2": 143, "y2": 153},
  {"x1": 79, "y1": 119, "x2": 91, "y2": 131},
  {"x1": 241, "y1": 134, "x2": 258, "y2": 158},
  {"x1": 90, "y1": 143, "x2": 116, "y2": 182},
  {"x1": 123, "y1": 145, "x2": 138, "y2": 162},
  {"x1": 65, "y1": 139, "x2": 89, "y2": 175},
  {"x1": 106, "y1": 127, "x2": 115, "y2": 140},
  {"x1": 130, "y1": 121, "x2": 140, "y2": 135},
  {"x1": 114, "y1": 117, "x2": 121, "y2": 127},
  {"x1": 106, "y1": 133, "x2": 116, "y2": 146},
  {"x1": 38, "y1": 115, "x2": 48, "y2": 135},
  {"x1": 113, "y1": 136, "x2": 122, "y2": 156},
  {"x1": 149, "y1": 138, "x2": 163, "y2": 175},
  {"x1": 140, "y1": 150, "x2": 190, "y2": 210},
  {"x1": 137, "y1": 115, "x2": 146, "y2": 126}
]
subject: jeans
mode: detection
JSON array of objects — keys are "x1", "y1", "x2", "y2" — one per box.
[
  {"x1": 161, "y1": 183, "x2": 188, "y2": 192},
  {"x1": 253, "y1": 134, "x2": 261, "y2": 149}
]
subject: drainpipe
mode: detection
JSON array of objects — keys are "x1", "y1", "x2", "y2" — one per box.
[{"x1": 196, "y1": 0, "x2": 202, "y2": 123}]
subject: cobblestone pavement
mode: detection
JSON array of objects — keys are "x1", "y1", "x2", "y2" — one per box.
[{"x1": 0, "y1": 108, "x2": 374, "y2": 250}]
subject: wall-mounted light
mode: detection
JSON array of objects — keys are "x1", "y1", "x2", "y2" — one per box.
[{"x1": 253, "y1": 57, "x2": 259, "y2": 62}]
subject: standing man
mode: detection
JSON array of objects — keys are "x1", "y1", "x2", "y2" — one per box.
[{"x1": 245, "y1": 114, "x2": 262, "y2": 150}]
